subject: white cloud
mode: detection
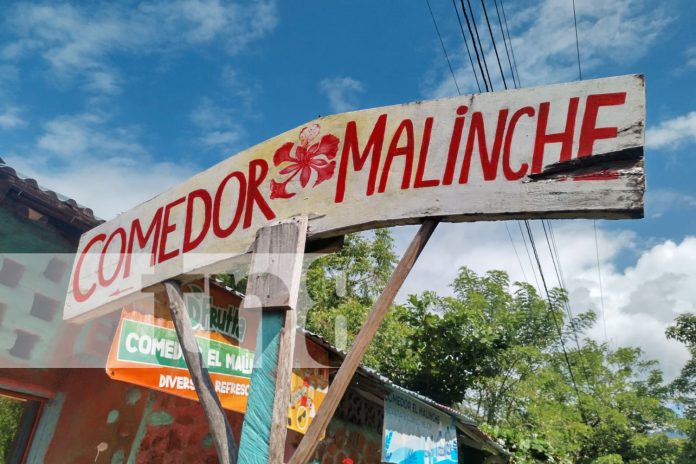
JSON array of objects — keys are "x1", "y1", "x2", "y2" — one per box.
[
  {"x1": 393, "y1": 221, "x2": 691, "y2": 380},
  {"x1": 4, "y1": 112, "x2": 193, "y2": 219},
  {"x1": 429, "y1": 0, "x2": 669, "y2": 97},
  {"x1": 221, "y1": 66, "x2": 262, "y2": 118},
  {"x1": 8, "y1": 157, "x2": 191, "y2": 220},
  {"x1": 190, "y1": 98, "x2": 245, "y2": 151},
  {"x1": 2, "y1": 1, "x2": 278, "y2": 94},
  {"x1": 0, "y1": 106, "x2": 26, "y2": 129},
  {"x1": 646, "y1": 111, "x2": 696, "y2": 150},
  {"x1": 686, "y1": 45, "x2": 696, "y2": 68},
  {"x1": 646, "y1": 189, "x2": 696, "y2": 218},
  {"x1": 319, "y1": 77, "x2": 365, "y2": 113},
  {"x1": 36, "y1": 113, "x2": 146, "y2": 162}
]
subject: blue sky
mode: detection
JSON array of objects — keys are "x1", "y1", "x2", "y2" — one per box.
[{"x1": 1, "y1": 0, "x2": 695, "y2": 378}]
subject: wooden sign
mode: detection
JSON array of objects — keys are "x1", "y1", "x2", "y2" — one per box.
[{"x1": 65, "y1": 74, "x2": 645, "y2": 321}]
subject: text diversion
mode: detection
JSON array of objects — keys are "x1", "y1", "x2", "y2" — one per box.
[{"x1": 72, "y1": 92, "x2": 627, "y2": 303}]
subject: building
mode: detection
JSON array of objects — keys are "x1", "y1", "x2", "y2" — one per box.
[{"x1": 0, "y1": 159, "x2": 507, "y2": 463}]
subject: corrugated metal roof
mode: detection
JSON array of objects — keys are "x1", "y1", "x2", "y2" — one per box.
[{"x1": 299, "y1": 328, "x2": 508, "y2": 456}]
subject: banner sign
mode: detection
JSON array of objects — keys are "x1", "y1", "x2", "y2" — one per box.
[
  {"x1": 65, "y1": 75, "x2": 645, "y2": 320},
  {"x1": 382, "y1": 391, "x2": 459, "y2": 463},
  {"x1": 106, "y1": 308, "x2": 329, "y2": 434}
]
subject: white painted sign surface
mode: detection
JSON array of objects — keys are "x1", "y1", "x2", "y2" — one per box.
[{"x1": 65, "y1": 75, "x2": 645, "y2": 321}]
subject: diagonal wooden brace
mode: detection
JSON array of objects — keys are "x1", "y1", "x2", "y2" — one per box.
[
  {"x1": 164, "y1": 279, "x2": 238, "y2": 464},
  {"x1": 289, "y1": 219, "x2": 438, "y2": 464}
]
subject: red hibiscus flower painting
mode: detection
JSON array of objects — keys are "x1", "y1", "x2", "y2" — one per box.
[{"x1": 270, "y1": 124, "x2": 340, "y2": 199}]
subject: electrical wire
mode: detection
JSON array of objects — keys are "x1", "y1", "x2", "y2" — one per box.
[
  {"x1": 499, "y1": 0, "x2": 521, "y2": 87},
  {"x1": 570, "y1": 0, "x2": 609, "y2": 346},
  {"x1": 451, "y1": 0, "x2": 483, "y2": 93},
  {"x1": 572, "y1": 0, "x2": 582, "y2": 80},
  {"x1": 465, "y1": 0, "x2": 494, "y2": 90},
  {"x1": 426, "y1": 0, "x2": 462, "y2": 95},
  {"x1": 459, "y1": 0, "x2": 492, "y2": 91},
  {"x1": 524, "y1": 220, "x2": 588, "y2": 422},
  {"x1": 493, "y1": 0, "x2": 517, "y2": 88},
  {"x1": 594, "y1": 221, "x2": 609, "y2": 344},
  {"x1": 480, "y1": 0, "x2": 508, "y2": 89},
  {"x1": 443, "y1": 0, "x2": 591, "y2": 420},
  {"x1": 505, "y1": 222, "x2": 530, "y2": 285}
]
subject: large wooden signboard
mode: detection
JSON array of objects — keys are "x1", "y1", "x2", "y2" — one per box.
[{"x1": 65, "y1": 74, "x2": 645, "y2": 321}]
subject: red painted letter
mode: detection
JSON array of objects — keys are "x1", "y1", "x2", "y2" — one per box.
[
  {"x1": 244, "y1": 159, "x2": 276, "y2": 229},
  {"x1": 459, "y1": 109, "x2": 508, "y2": 183},
  {"x1": 72, "y1": 233, "x2": 106, "y2": 303},
  {"x1": 125, "y1": 208, "x2": 163, "y2": 277},
  {"x1": 213, "y1": 171, "x2": 246, "y2": 238},
  {"x1": 157, "y1": 196, "x2": 186, "y2": 264},
  {"x1": 578, "y1": 92, "x2": 627, "y2": 157},
  {"x1": 414, "y1": 117, "x2": 439, "y2": 188},
  {"x1": 443, "y1": 106, "x2": 467, "y2": 185},
  {"x1": 379, "y1": 118, "x2": 414, "y2": 192},
  {"x1": 531, "y1": 97, "x2": 579, "y2": 173},
  {"x1": 335, "y1": 114, "x2": 388, "y2": 202},
  {"x1": 98, "y1": 228, "x2": 127, "y2": 287},
  {"x1": 503, "y1": 106, "x2": 535, "y2": 180},
  {"x1": 183, "y1": 189, "x2": 212, "y2": 253}
]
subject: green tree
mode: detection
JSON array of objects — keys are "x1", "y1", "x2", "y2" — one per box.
[
  {"x1": 0, "y1": 396, "x2": 22, "y2": 463},
  {"x1": 303, "y1": 229, "x2": 418, "y2": 381},
  {"x1": 301, "y1": 229, "x2": 685, "y2": 463},
  {"x1": 666, "y1": 313, "x2": 696, "y2": 464}
]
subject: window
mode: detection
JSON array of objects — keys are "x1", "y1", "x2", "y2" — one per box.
[{"x1": 0, "y1": 390, "x2": 43, "y2": 464}]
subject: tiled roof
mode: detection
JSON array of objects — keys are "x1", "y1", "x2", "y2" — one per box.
[{"x1": 0, "y1": 157, "x2": 103, "y2": 236}]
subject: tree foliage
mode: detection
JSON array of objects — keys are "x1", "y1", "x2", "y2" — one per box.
[
  {"x1": 0, "y1": 396, "x2": 22, "y2": 463},
  {"x1": 302, "y1": 229, "x2": 690, "y2": 462},
  {"x1": 666, "y1": 313, "x2": 696, "y2": 464}
]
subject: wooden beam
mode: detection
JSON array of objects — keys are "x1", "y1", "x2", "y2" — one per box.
[
  {"x1": 164, "y1": 280, "x2": 238, "y2": 464},
  {"x1": 289, "y1": 219, "x2": 438, "y2": 464},
  {"x1": 244, "y1": 216, "x2": 307, "y2": 311},
  {"x1": 238, "y1": 217, "x2": 308, "y2": 464}
]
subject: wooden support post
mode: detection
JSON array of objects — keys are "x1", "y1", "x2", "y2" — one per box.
[
  {"x1": 164, "y1": 280, "x2": 238, "y2": 464},
  {"x1": 289, "y1": 219, "x2": 439, "y2": 464},
  {"x1": 238, "y1": 216, "x2": 308, "y2": 464}
]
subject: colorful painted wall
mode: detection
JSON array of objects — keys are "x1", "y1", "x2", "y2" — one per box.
[{"x1": 7, "y1": 366, "x2": 383, "y2": 463}]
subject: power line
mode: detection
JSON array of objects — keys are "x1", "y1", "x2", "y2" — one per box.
[
  {"x1": 459, "y1": 0, "x2": 492, "y2": 91},
  {"x1": 499, "y1": 0, "x2": 521, "y2": 87},
  {"x1": 493, "y1": 0, "x2": 517, "y2": 88},
  {"x1": 594, "y1": 221, "x2": 609, "y2": 344},
  {"x1": 542, "y1": 220, "x2": 583, "y2": 353},
  {"x1": 545, "y1": 220, "x2": 605, "y2": 401},
  {"x1": 524, "y1": 220, "x2": 588, "y2": 422},
  {"x1": 572, "y1": 0, "x2": 582, "y2": 80},
  {"x1": 451, "y1": 0, "x2": 483, "y2": 93},
  {"x1": 480, "y1": 0, "x2": 508, "y2": 89},
  {"x1": 518, "y1": 220, "x2": 541, "y2": 295},
  {"x1": 426, "y1": 0, "x2": 462, "y2": 95},
  {"x1": 505, "y1": 222, "x2": 530, "y2": 285},
  {"x1": 569, "y1": 0, "x2": 608, "y2": 345},
  {"x1": 451, "y1": 0, "x2": 592, "y2": 422},
  {"x1": 465, "y1": 0, "x2": 494, "y2": 89}
]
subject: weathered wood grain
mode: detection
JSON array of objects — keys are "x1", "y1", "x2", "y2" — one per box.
[
  {"x1": 238, "y1": 217, "x2": 307, "y2": 463},
  {"x1": 164, "y1": 280, "x2": 238, "y2": 464}
]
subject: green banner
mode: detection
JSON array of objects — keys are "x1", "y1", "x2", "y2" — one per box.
[{"x1": 116, "y1": 318, "x2": 254, "y2": 378}]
